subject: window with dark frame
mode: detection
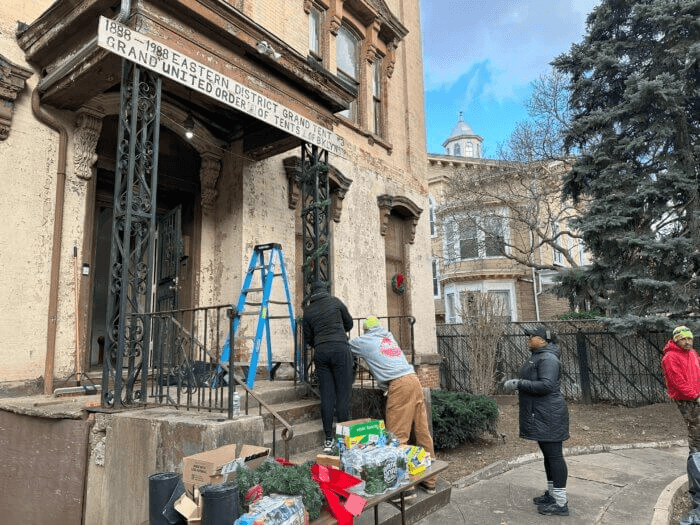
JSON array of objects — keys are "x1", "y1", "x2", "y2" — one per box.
[
  {"x1": 308, "y1": 5, "x2": 323, "y2": 59},
  {"x1": 372, "y1": 58, "x2": 383, "y2": 136},
  {"x1": 336, "y1": 25, "x2": 359, "y2": 122}
]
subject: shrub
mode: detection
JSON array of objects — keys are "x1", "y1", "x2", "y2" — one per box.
[
  {"x1": 431, "y1": 391, "x2": 499, "y2": 450},
  {"x1": 556, "y1": 309, "x2": 605, "y2": 320}
]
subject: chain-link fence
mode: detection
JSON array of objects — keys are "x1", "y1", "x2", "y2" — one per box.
[{"x1": 438, "y1": 321, "x2": 669, "y2": 406}]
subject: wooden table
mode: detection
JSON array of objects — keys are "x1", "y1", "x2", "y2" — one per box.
[{"x1": 312, "y1": 459, "x2": 449, "y2": 525}]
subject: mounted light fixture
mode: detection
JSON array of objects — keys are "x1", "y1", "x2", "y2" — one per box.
[
  {"x1": 183, "y1": 113, "x2": 195, "y2": 139},
  {"x1": 256, "y1": 40, "x2": 281, "y2": 61}
]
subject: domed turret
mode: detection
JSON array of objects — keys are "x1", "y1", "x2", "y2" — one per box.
[{"x1": 442, "y1": 112, "x2": 483, "y2": 158}]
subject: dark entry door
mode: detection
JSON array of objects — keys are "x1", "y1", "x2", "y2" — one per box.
[
  {"x1": 151, "y1": 206, "x2": 182, "y2": 366},
  {"x1": 156, "y1": 205, "x2": 182, "y2": 314}
]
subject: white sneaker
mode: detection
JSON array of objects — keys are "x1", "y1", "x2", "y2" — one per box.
[{"x1": 323, "y1": 439, "x2": 333, "y2": 454}]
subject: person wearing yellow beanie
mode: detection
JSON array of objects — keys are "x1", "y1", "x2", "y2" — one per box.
[
  {"x1": 350, "y1": 315, "x2": 437, "y2": 494},
  {"x1": 662, "y1": 325, "x2": 700, "y2": 523}
]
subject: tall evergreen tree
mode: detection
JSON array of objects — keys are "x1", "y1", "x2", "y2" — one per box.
[{"x1": 553, "y1": 0, "x2": 700, "y2": 328}]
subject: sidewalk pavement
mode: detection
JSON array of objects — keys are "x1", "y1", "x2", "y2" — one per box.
[{"x1": 416, "y1": 441, "x2": 689, "y2": 525}]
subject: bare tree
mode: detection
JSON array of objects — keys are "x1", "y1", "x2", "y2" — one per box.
[
  {"x1": 460, "y1": 292, "x2": 508, "y2": 395},
  {"x1": 437, "y1": 70, "x2": 586, "y2": 274}
]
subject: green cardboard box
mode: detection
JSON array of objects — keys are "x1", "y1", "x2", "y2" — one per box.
[{"x1": 336, "y1": 418, "x2": 385, "y2": 448}]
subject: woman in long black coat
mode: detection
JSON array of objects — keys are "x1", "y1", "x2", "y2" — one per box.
[{"x1": 503, "y1": 326, "x2": 570, "y2": 516}]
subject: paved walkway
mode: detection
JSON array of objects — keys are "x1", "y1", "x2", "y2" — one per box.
[{"x1": 416, "y1": 442, "x2": 688, "y2": 525}]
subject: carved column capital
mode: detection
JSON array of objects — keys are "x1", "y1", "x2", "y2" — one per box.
[
  {"x1": 74, "y1": 110, "x2": 103, "y2": 180},
  {"x1": 200, "y1": 153, "x2": 222, "y2": 213},
  {"x1": 0, "y1": 55, "x2": 32, "y2": 141}
]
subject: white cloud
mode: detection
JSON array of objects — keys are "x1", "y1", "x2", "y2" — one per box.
[{"x1": 422, "y1": 0, "x2": 601, "y2": 99}]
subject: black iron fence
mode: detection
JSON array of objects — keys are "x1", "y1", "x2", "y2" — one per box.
[{"x1": 438, "y1": 321, "x2": 669, "y2": 406}]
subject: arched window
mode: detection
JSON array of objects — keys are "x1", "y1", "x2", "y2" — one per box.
[{"x1": 453, "y1": 143, "x2": 461, "y2": 156}]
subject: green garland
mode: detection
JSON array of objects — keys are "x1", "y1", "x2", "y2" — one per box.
[{"x1": 235, "y1": 459, "x2": 325, "y2": 520}]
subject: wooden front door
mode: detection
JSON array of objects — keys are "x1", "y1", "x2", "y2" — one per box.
[{"x1": 384, "y1": 211, "x2": 410, "y2": 351}]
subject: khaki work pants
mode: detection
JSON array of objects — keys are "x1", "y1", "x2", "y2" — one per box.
[{"x1": 386, "y1": 373, "x2": 436, "y2": 489}]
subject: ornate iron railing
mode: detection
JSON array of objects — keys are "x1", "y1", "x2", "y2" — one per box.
[{"x1": 136, "y1": 304, "x2": 295, "y2": 458}]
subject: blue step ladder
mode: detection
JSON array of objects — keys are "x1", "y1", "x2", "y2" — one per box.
[{"x1": 220, "y1": 243, "x2": 298, "y2": 389}]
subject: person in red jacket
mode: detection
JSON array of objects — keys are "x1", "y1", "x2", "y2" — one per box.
[{"x1": 661, "y1": 326, "x2": 700, "y2": 525}]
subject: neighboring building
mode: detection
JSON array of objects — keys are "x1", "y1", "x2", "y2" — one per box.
[
  {"x1": 428, "y1": 115, "x2": 582, "y2": 324},
  {"x1": 0, "y1": 0, "x2": 438, "y2": 395}
]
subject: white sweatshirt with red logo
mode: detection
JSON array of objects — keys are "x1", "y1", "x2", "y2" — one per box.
[{"x1": 349, "y1": 326, "x2": 414, "y2": 390}]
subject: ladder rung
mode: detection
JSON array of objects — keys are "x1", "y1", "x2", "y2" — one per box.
[
  {"x1": 239, "y1": 311, "x2": 260, "y2": 316},
  {"x1": 268, "y1": 300, "x2": 290, "y2": 305},
  {"x1": 245, "y1": 301, "x2": 262, "y2": 307},
  {"x1": 267, "y1": 315, "x2": 292, "y2": 319},
  {"x1": 245, "y1": 288, "x2": 263, "y2": 293}
]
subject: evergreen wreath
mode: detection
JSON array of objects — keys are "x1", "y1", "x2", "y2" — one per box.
[{"x1": 391, "y1": 273, "x2": 407, "y2": 294}]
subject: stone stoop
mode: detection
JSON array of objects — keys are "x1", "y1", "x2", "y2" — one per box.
[{"x1": 240, "y1": 379, "x2": 325, "y2": 459}]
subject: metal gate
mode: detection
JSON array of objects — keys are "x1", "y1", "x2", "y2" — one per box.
[{"x1": 438, "y1": 322, "x2": 669, "y2": 406}]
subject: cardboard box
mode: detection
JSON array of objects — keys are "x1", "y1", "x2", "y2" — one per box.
[
  {"x1": 335, "y1": 418, "x2": 385, "y2": 449},
  {"x1": 182, "y1": 443, "x2": 270, "y2": 487},
  {"x1": 174, "y1": 493, "x2": 201, "y2": 525},
  {"x1": 315, "y1": 453, "x2": 341, "y2": 469}
]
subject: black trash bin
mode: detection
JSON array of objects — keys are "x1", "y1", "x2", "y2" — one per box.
[
  {"x1": 149, "y1": 472, "x2": 185, "y2": 525},
  {"x1": 200, "y1": 483, "x2": 239, "y2": 525}
]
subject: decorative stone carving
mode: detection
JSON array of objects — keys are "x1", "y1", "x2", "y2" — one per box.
[
  {"x1": 377, "y1": 194, "x2": 393, "y2": 237},
  {"x1": 329, "y1": 168, "x2": 352, "y2": 222},
  {"x1": 200, "y1": 153, "x2": 222, "y2": 212},
  {"x1": 74, "y1": 110, "x2": 103, "y2": 180},
  {"x1": 366, "y1": 45, "x2": 378, "y2": 64},
  {"x1": 283, "y1": 155, "x2": 352, "y2": 222},
  {"x1": 283, "y1": 157, "x2": 302, "y2": 210},
  {"x1": 377, "y1": 194, "x2": 423, "y2": 244},
  {"x1": 0, "y1": 55, "x2": 32, "y2": 141},
  {"x1": 385, "y1": 40, "x2": 398, "y2": 79},
  {"x1": 329, "y1": 15, "x2": 341, "y2": 35}
]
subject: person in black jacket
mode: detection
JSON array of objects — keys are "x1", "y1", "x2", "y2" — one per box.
[
  {"x1": 302, "y1": 281, "x2": 354, "y2": 453},
  {"x1": 503, "y1": 326, "x2": 570, "y2": 516}
]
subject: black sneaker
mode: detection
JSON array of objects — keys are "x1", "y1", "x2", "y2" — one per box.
[
  {"x1": 533, "y1": 491, "x2": 555, "y2": 505},
  {"x1": 322, "y1": 439, "x2": 333, "y2": 454},
  {"x1": 538, "y1": 501, "x2": 569, "y2": 516}
]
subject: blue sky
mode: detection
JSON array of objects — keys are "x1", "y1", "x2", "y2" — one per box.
[{"x1": 421, "y1": 0, "x2": 601, "y2": 157}]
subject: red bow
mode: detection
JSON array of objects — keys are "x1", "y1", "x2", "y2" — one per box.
[{"x1": 311, "y1": 464, "x2": 366, "y2": 525}]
